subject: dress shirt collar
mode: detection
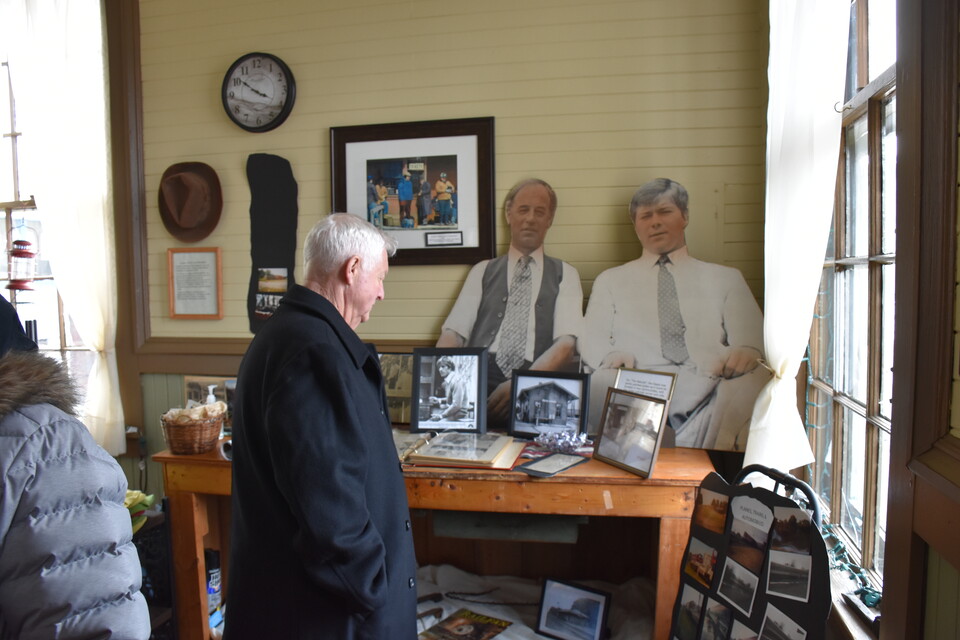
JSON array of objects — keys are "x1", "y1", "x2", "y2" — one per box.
[
  {"x1": 639, "y1": 245, "x2": 690, "y2": 269},
  {"x1": 507, "y1": 245, "x2": 545, "y2": 269}
]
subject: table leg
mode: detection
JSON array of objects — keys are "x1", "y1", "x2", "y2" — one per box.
[
  {"x1": 168, "y1": 491, "x2": 211, "y2": 640},
  {"x1": 654, "y1": 516, "x2": 691, "y2": 640}
]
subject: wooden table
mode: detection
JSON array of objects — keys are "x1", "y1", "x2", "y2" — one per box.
[{"x1": 155, "y1": 443, "x2": 713, "y2": 640}]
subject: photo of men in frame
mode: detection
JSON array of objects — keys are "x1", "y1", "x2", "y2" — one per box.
[{"x1": 365, "y1": 155, "x2": 457, "y2": 230}]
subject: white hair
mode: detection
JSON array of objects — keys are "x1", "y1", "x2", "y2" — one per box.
[{"x1": 303, "y1": 213, "x2": 397, "y2": 279}]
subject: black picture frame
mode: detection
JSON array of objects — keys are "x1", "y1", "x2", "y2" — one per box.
[
  {"x1": 330, "y1": 117, "x2": 495, "y2": 266},
  {"x1": 536, "y1": 577, "x2": 611, "y2": 640},
  {"x1": 509, "y1": 370, "x2": 589, "y2": 440},
  {"x1": 593, "y1": 387, "x2": 669, "y2": 478},
  {"x1": 377, "y1": 352, "x2": 414, "y2": 424},
  {"x1": 410, "y1": 347, "x2": 487, "y2": 433}
]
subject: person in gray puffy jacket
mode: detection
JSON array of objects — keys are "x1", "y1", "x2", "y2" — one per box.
[{"x1": 0, "y1": 297, "x2": 150, "y2": 639}]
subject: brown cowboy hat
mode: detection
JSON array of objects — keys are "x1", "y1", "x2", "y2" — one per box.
[{"x1": 158, "y1": 162, "x2": 222, "y2": 242}]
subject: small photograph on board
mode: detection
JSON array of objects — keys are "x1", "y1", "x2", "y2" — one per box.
[
  {"x1": 411, "y1": 347, "x2": 487, "y2": 433},
  {"x1": 692, "y1": 487, "x2": 730, "y2": 535},
  {"x1": 701, "y1": 598, "x2": 734, "y2": 640},
  {"x1": 758, "y1": 603, "x2": 807, "y2": 640},
  {"x1": 674, "y1": 583, "x2": 705, "y2": 640},
  {"x1": 766, "y1": 549, "x2": 813, "y2": 602},
  {"x1": 770, "y1": 505, "x2": 814, "y2": 554},
  {"x1": 729, "y1": 619, "x2": 760, "y2": 640},
  {"x1": 255, "y1": 267, "x2": 287, "y2": 320},
  {"x1": 683, "y1": 537, "x2": 719, "y2": 589},
  {"x1": 509, "y1": 370, "x2": 589, "y2": 439},
  {"x1": 717, "y1": 557, "x2": 759, "y2": 618},
  {"x1": 729, "y1": 495, "x2": 773, "y2": 575},
  {"x1": 535, "y1": 578, "x2": 611, "y2": 640},
  {"x1": 378, "y1": 352, "x2": 414, "y2": 424},
  {"x1": 592, "y1": 388, "x2": 668, "y2": 478}
]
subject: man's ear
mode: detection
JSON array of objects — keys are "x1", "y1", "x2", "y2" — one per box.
[{"x1": 343, "y1": 255, "x2": 362, "y2": 285}]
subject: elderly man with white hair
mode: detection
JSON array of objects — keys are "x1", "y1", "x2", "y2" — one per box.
[{"x1": 225, "y1": 213, "x2": 418, "y2": 639}]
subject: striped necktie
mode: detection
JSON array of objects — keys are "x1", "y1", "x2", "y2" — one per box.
[{"x1": 496, "y1": 256, "x2": 533, "y2": 375}]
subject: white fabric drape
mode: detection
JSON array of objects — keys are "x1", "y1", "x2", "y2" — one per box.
[
  {"x1": 743, "y1": 0, "x2": 849, "y2": 471},
  {"x1": 1, "y1": 1, "x2": 124, "y2": 454}
]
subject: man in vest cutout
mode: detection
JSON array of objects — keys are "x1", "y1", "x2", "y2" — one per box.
[{"x1": 437, "y1": 178, "x2": 584, "y2": 429}]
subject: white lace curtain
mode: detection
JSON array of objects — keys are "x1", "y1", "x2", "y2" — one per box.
[
  {"x1": 744, "y1": 0, "x2": 850, "y2": 472},
  {"x1": 1, "y1": 0, "x2": 124, "y2": 454}
]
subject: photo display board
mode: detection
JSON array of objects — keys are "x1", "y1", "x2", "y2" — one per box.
[{"x1": 669, "y1": 472, "x2": 831, "y2": 640}]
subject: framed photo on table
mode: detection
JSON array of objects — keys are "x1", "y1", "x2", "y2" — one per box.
[
  {"x1": 509, "y1": 370, "x2": 589, "y2": 439},
  {"x1": 330, "y1": 117, "x2": 495, "y2": 266},
  {"x1": 378, "y1": 352, "x2": 414, "y2": 424},
  {"x1": 536, "y1": 578, "x2": 611, "y2": 640},
  {"x1": 410, "y1": 347, "x2": 487, "y2": 433},
  {"x1": 593, "y1": 388, "x2": 669, "y2": 478}
]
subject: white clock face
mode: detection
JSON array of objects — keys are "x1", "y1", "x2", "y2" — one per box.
[{"x1": 222, "y1": 53, "x2": 295, "y2": 132}]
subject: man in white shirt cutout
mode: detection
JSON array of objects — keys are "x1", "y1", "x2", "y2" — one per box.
[{"x1": 581, "y1": 178, "x2": 769, "y2": 450}]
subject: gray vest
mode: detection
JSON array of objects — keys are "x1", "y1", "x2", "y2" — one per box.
[{"x1": 468, "y1": 254, "x2": 562, "y2": 360}]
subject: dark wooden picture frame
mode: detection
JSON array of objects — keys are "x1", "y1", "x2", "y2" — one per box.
[
  {"x1": 593, "y1": 387, "x2": 669, "y2": 478},
  {"x1": 378, "y1": 352, "x2": 414, "y2": 424},
  {"x1": 536, "y1": 577, "x2": 611, "y2": 640},
  {"x1": 410, "y1": 347, "x2": 487, "y2": 433},
  {"x1": 330, "y1": 117, "x2": 495, "y2": 266},
  {"x1": 509, "y1": 370, "x2": 589, "y2": 440}
]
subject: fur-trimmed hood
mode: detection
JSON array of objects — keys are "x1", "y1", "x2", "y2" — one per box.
[{"x1": 0, "y1": 350, "x2": 78, "y2": 421}]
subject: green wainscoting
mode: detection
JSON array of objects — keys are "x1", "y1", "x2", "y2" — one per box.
[{"x1": 925, "y1": 549, "x2": 960, "y2": 639}]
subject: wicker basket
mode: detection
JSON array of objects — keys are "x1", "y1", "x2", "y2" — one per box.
[{"x1": 161, "y1": 415, "x2": 222, "y2": 455}]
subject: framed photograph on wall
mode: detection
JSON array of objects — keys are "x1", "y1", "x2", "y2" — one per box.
[
  {"x1": 410, "y1": 347, "x2": 487, "y2": 433},
  {"x1": 593, "y1": 388, "x2": 669, "y2": 478},
  {"x1": 378, "y1": 352, "x2": 414, "y2": 424},
  {"x1": 509, "y1": 370, "x2": 589, "y2": 439},
  {"x1": 536, "y1": 578, "x2": 611, "y2": 640},
  {"x1": 330, "y1": 117, "x2": 495, "y2": 266},
  {"x1": 167, "y1": 247, "x2": 222, "y2": 319}
]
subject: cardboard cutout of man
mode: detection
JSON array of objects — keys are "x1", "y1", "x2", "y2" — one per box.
[
  {"x1": 437, "y1": 178, "x2": 584, "y2": 429},
  {"x1": 581, "y1": 178, "x2": 769, "y2": 450}
]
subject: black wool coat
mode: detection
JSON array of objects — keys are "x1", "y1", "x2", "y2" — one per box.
[{"x1": 224, "y1": 285, "x2": 418, "y2": 640}]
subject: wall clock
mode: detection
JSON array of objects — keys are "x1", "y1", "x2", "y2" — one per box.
[{"x1": 221, "y1": 52, "x2": 296, "y2": 133}]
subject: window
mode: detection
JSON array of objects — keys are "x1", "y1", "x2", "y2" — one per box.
[
  {"x1": 0, "y1": 61, "x2": 96, "y2": 391},
  {"x1": 806, "y1": 0, "x2": 896, "y2": 589}
]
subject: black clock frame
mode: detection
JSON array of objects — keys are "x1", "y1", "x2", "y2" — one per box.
[{"x1": 221, "y1": 52, "x2": 296, "y2": 133}]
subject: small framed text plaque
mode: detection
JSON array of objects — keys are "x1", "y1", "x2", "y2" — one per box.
[{"x1": 168, "y1": 247, "x2": 223, "y2": 319}]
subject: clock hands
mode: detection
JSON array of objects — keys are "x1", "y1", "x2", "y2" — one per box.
[{"x1": 241, "y1": 79, "x2": 269, "y2": 98}]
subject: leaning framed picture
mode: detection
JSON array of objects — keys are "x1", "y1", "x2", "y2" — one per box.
[
  {"x1": 536, "y1": 577, "x2": 611, "y2": 640},
  {"x1": 410, "y1": 347, "x2": 487, "y2": 433},
  {"x1": 509, "y1": 370, "x2": 589, "y2": 439},
  {"x1": 593, "y1": 388, "x2": 669, "y2": 478},
  {"x1": 378, "y1": 352, "x2": 414, "y2": 424},
  {"x1": 330, "y1": 117, "x2": 495, "y2": 266}
]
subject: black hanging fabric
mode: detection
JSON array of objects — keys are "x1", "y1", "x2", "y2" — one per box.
[{"x1": 245, "y1": 153, "x2": 298, "y2": 334}]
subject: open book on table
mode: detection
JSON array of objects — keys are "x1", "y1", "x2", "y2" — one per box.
[
  {"x1": 418, "y1": 607, "x2": 512, "y2": 639},
  {"x1": 393, "y1": 429, "x2": 523, "y2": 469}
]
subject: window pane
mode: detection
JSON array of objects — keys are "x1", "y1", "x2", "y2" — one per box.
[
  {"x1": 841, "y1": 408, "x2": 866, "y2": 550},
  {"x1": 874, "y1": 427, "x2": 889, "y2": 576},
  {"x1": 880, "y1": 263, "x2": 895, "y2": 419},
  {"x1": 806, "y1": 385, "x2": 833, "y2": 513},
  {"x1": 838, "y1": 266, "x2": 868, "y2": 401},
  {"x1": 881, "y1": 95, "x2": 897, "y2": 254},
  {"x1": 868, "y1": 0, "x2": 896, "y2": 81},
  {"x1": 810, "y1": 268, "x2": 835, "y2": 384},
  {"x1": 844, "y1": 0, "x2": 859, "y2": 103},
  {"x1": 845, "y1": 117, "x2": 869, "y2": 257},
  {"x1": 22, "y1": 278, "x2": 60, "y2": 350}
]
